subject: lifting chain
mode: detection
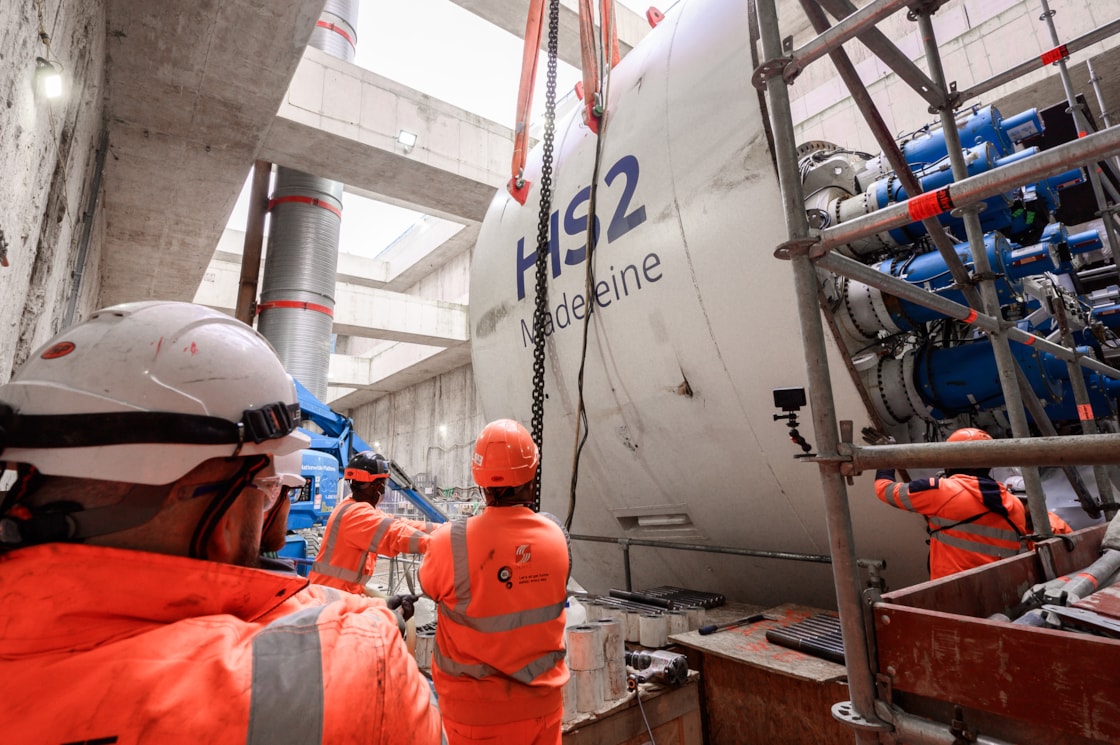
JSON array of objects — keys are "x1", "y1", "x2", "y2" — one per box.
[{"x1": 529, "y1": 0, "x2": 561, "y2": 513}]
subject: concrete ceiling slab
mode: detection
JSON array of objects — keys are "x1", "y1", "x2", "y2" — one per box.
[
  {"x1": 98, "y1": 0, "x2": 322, "y2": 306},
  {"x1": 260, "y1": 48, "x2": 510, "y2": 223}
]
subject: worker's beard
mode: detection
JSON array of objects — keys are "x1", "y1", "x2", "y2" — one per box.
[{"x1": 236, "y1": 518, "x2": 265, "y2": 569}]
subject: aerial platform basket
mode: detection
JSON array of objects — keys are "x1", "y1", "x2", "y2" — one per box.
[{"x1": 874, "y1": 523, "x2": 1115, "y2": 745}]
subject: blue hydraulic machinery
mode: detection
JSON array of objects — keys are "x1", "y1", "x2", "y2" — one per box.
[{"x1": 278, "y1": 380, "x2": 449, "y2": 573}]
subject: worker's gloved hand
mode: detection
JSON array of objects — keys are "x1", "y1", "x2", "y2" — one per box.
[
  {"x1": 386, "y1": 593, "x2": 420, "y2": 621},
  {"x1": 861, "y1": 427, "x2": 895, "y2": 446}
]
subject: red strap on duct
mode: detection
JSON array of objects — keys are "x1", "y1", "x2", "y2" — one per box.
[
  {"x1": 268, "y1": 195, "x2": 342, "y2": 218},
  {"x1": 316, "y1": 20, "x2": 355, "y2": 47},
  {"x1": 257, "y1": 300, "x2": 334, "y2": 318},
  {"x1": 1040, "y1": 45, "x2": 1069, "y2": 66}
]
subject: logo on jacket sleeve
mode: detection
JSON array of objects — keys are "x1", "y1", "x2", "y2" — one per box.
[{"x1": 515, "y1": 543, "x2": 532, "y2": 565}]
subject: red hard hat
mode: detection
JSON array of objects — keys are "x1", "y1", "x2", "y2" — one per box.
[
  {"x1": 947, "y1": 427, "x2": 992, "y2": 443},
  {"x1": 472, "y1": 419, "x2": 539, "y2": 487}
]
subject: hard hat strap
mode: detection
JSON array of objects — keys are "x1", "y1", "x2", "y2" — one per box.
[{"x1": 0, "y1": 401, "x2": 301, "y2": 450}]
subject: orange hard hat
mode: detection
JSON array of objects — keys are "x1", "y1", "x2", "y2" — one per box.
[
  {"x1": 947, "y1": 427, "x2": 992, "y2": 443},
  {"x1": 472, "y1": 419, "x2": 539, "y2": 487}
]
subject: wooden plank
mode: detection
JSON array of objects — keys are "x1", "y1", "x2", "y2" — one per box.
[
  {"x1": 700, "y1": 651, "x2": 852, "y2": 744},
  {"x1": 672, "y1": 603, "x2": 847, "y2": 683}
]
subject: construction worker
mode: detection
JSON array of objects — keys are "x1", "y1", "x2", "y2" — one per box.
[
  {"x1": 0, "y1": 301, "x2": 442, "y2": 745},
  {"x1": 419, "y1": 418, "x2": 570, "y2": 745},
  {"x1": 308, "y1": 450, "x2": 436, "y2": 596},
  {"x1": 875, "y1": 426, "x2": 1070, "y2": 580}
]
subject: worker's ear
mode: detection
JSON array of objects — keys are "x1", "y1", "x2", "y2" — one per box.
[{"x1": 206, "y1": 488, "x2": 266, "y2": 564}]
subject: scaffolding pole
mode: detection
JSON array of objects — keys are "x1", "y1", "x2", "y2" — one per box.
[
  {"x1": 755, "y1": 0, "x2": 1120, "y2": 742},
  {"x1": 757, "y1": 0, "x2": 888, "y2": 740}
]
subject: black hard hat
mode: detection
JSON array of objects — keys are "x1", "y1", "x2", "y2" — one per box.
[{"x1": 344, "y1": 451, "x2": 389, "y2": 482}]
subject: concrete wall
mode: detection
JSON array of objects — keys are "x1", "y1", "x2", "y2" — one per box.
[
  {"x1": 345, "y1": 242, "x2": 483, "y2": 487},
  {"x1": 790, "y1": 0, "x2": 1119, "y2": 150},
  {"x1": 0, "y1": 0, "x2": 107, "y2": 382},
  {"x1": 350, "y1": 362, "x2": 484, "y2": 493}
]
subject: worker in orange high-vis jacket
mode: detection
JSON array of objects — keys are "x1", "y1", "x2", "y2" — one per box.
[
  {"x1": 419, "y1": 418, "x2": 570, "y2": 745},
  {"x1": 0, "y1": 301, "x2": 443, "y2": 745},
  {"x1": 875, "y1": 426, "x2": 1069, "y2": 580},
  {"x1": 309, "y1": 450, "x2": 436, "y2": 595}
]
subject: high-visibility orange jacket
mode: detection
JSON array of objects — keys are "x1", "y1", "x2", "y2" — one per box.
[
  {"x1": 309, "y1": 498, "x2": 435, "y2": 595},
  {"x1": 418, "y1": 506, "x2": 570, "y2": 726},
  {"x1": 1047, "y1": 512, "x2": 1074, "y2": 535},
  {"x1": 875, "y1": 469, "x2": 1029, "y2": 579},
  {"x1": 0, "y1": 542, "x2": 444, "y2": 745}
]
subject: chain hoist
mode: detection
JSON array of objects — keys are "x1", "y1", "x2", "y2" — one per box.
[{"x1": 529, "y1": 0, "x2": 561, "y2": 512}]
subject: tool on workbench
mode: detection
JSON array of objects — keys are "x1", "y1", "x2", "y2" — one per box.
[{"x1": 697, "y1": 613, "x2": 767, "y2": 635}]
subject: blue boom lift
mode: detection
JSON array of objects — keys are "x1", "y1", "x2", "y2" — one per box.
[{"x1": 277, "y1": 379, "x2": 448, "y2": 573}]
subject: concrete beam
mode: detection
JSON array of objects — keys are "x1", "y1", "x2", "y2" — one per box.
[
  {"x1": 260, "y1": 47, "x2": 511, "y2": 224},
  {"x1": 327, "y1": 343, "x2": 473, "y2": 409},
  {"x1": 98, "y1": 0, "x2": 323, "y2": 306},
  {"x1": 334, "y1": 283, "x2": 469, "y2": 346},
  {"x1": 450, "y1": 0, "x2": 651, "y2": 70}
]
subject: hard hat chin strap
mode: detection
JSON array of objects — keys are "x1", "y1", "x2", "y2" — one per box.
[{"x1": 189, "y1": 455, "x2": 269, "y2": 560}]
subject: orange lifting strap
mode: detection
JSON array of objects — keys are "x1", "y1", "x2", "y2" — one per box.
[{"x1": 508, "y1": 0, "x2": 620, "y2": 205}]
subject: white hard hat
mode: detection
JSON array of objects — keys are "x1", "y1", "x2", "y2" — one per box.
[{"x1": 0, "y1": 301, "x2": 309, "y2": 485}]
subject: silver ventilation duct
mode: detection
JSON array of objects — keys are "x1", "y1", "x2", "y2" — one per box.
[{"x1": 259, "y1": 0, "x2": 358, "y2": 399}]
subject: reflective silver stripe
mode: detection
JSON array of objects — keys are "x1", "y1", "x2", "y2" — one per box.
[
  {"x1": 310, "y1": 503, "x2": 393, "y2": 585},
  {"x1": 438, "y1": 599, "x2": 566, "y2": 633},
  {"x1": 928, "y1": 516, "x2": 1022, "y2": 542},
  {"x1": 450, "y1": 520, "x2": 473, "y2": 609},
  {"x1": 931, "y1": 530, "x2": 1020, "y2": 558},
  {"x1": 891, "y1": 483, "x2": 915, "y2": 511},
  {"x1": 310, "y1": 501, "x2": 362, "y2": 583},
  {"x1": 432, "y1": 645, "x2": 565, "y2": 685},
  {"x1": 358, "y1": 518, "x2": 394, "y2": 583},
  {"x1": 247, "y1": 605, "x2": 326, "y2": 745},
  {"x1": 408, "y1": 529, "x2": 425, "y2": 554}
]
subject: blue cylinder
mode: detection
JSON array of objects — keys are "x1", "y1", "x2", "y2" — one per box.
[
  {"x1": 1048, "y1": 167, "x2": 1086, "y2": 192},
  {"x1": 878, "y1": 233, "x2": 1029, "y2": 329},
  {"x1": 901, "y1": 105, "x2": 1012, "y2": 168},
  {"x1": 1039, "y1": 348, "x2": 1120, "y2": 420},
  {"x1": 914, "y1": 340, "x2": 1057, "y2": 418},
  {"x1": 1068, "y1": 229, "x2": 1104, "y2": 256},
  {"x1": 1001, "y1": 108, "x2": 1044, "y2": 144},
  {"x1": 1093, "y1": 303, "x2": 1120, "y2": 329},
  {"x1": 867, "y1": 143, "x2": 1014, "y2": 245}
]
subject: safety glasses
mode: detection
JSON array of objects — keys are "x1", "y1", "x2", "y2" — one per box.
[{"x1": 247, "y1": 475, "x2": 285, "y2": 513}]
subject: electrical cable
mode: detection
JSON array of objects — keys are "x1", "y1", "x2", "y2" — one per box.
[
  {"x1": 565, "y1": 2, "x2": 614, "y2": 532},
  {"x1": 633, "y1": 684, "x2": 657, "y2": 745}
]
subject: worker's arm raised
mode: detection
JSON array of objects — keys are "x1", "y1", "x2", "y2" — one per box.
[{"x1": 875, "y1": 469, "x2": 945, "y2": 515}]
